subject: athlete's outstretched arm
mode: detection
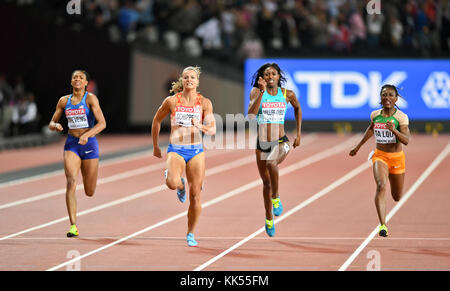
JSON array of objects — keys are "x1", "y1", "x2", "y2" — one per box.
[
  {"x1": 349, "y1": 122, "x2": 374, "y2": 156},
  {"x1": 152, "y1": 97, "x2": 171, "y2": 158}
]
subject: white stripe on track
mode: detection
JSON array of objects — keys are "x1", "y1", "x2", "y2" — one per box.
[
  {"x1": 194, "y1": 161, "x2": 371, "y2": 271},
  {"x1": 0, "y1": 135, "x2": 317, "y2": 210},
  {"x1": 45, "y1": 135, "x2": 359, "y2": 271},
  {"x1": 338, "y1": 140, "x2": 450, "y2": 271},
  {"x1": 8, "y1": 236, "x2": 450, "y2": 241},
  {"x1": 0, "y1": 134, "x2": 320, "y2": 241},
  {"x1": 0, "y1": 147, "x2": 157, "y2": 190}
]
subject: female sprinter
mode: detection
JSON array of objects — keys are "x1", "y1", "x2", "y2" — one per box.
[
  {"x1": 152, "y1": 66, "x2": 216, "y2": 247},
  {"x1": 247, "y1": 63, "x2": 302, "y2": 237},
  {"x1": 349, "y1": 84, "x2": 410, "y2": 237},
  {"x1": 48, "y1": 70, "x2": 106, "y2": 238}
]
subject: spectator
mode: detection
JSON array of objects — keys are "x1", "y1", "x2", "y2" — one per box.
[
  {"x1": 11, "y1": 92, "x2": 39, "y2": 136},
  {"x1": 348, "y1": 4, "x2": 367, "y2": 50},
  {"x1": 389, "y1": 14, "x2": 404, "y2": 47},
  {"x1": 366, "y1": 13, "x2": 385, "y2": 47},
  {"x1": 195, "y1": 14, "x2": 222, "y2": 51},
  {"x1": 6, "y1": 0, "x2": 450, "y2": 68},
  {"x1": 221, "y1": 5, "x2": 237, "y2": 50},
  {"x1": 117, "y1": 0, "x2": 140, "y2": 34},
  {"x1": 169, "y1": 0, "x2": 201, "y2": 40},
  {"x1": 239, "y1": 30, "x2": 264, "y2": 59}
]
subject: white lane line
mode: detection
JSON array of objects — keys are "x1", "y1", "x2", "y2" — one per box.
[
  {"x1": 0, "y1": 134, "x2": 320, "y2": 241},
  {"x1": 193, "y1": 161, "x2": 371, "y2": 271},
  {"x1": 0, "y1": 135, "x2": 317, "y2": 210},
  {"x1": 0, "y1": 147, "x2": 156, "y2": 190},
  {"x1": 0, "y1": 141, "x2": 237, "y2": 190},
  {"x1": 7, "y1": 236, "x2": 450, "y2": 241},
  {"x1": 0, "y1": 155, "x2": 249, "y2": 241},
  {"x1": 46, "y1": 135, "x2": 358, "y2": 271},
  {"x1": 338, "y1": 140, "x2": 450, "y2": 271},
  {"x1": 0, "y1": 133, "x2": 315, "y2": 189}
]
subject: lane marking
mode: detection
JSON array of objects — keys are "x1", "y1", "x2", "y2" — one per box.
[
  {"x1": 194, "y1": 161, "x2": 371, "y2": 271},
  {"x1": 0, "y1": 146, "x2": 159, "y2": 189},
  {"x1": 0, "y1": 135, "x2": 317, "y2": 210},
  {"x1": 46, "y1": 135, "x2": 359, "y2": 271},
  {"x1": 0, "y1": 133, "x2": 316, "y2": 188},
  {"x1": 338, "y1": 140, "x2": 450, "y2": 271},
  {"x1": 6, "y1": 236, "x2": 450, "y2": 241},
  {"x1": 0, "y1": 134, "x2": 321, "y2": 242}
]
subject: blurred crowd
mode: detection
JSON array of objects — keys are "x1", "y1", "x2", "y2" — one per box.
[
  {"x1": 11, "y1": 0, "x2": 450, "y2": 60},
  {"x1": 0, "y1": 73, "x2": 39, "y2": 137}
]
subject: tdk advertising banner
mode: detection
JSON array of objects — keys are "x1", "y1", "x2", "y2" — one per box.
[{"x1": 244, "y1": 59, "x2": 450, "y2": 120}]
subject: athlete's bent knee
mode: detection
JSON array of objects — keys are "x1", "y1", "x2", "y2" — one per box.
[
  {"x1": 85, "y1": 189, "x2": 95, "y2": 197},
  {"x1": 392, "y1": 192, "x2": 402, "y2": 202},
  {"x1": 166, "y1": 177, "x2": 179, "y2": 190}
]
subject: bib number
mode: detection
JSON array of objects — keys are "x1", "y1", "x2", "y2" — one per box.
[
  {"x1": 66, "y1": 109, "x2": 89, "y2": 129},
  {"x1": 174, "y1": 106, "x2": 201, "y2": 127},
  {"x1": 374, "y1": 123, "x2": 396, "y2": 144}
]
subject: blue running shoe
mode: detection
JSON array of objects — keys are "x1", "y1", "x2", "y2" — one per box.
[
  {"x1": 272, "y1": 198, "x2": 283, "y2": 216},
  {"x1": 265, "y1": 219, "x2": 275, "y2": 237},
  {"x1": 177, "y1": 177, "x2": 186, "y2": 203},
  {"x1": 187, "y1": 233, "x2": 198, "y2": 247}
]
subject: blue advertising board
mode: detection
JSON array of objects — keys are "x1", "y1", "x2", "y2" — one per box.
[{"x1": 244, "y1": 59, "x2": 450, "y2": 120}]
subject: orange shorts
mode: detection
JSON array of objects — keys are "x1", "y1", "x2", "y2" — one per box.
[{"x1": 371, "y1": 149, "x2": 406, "y2": 174}]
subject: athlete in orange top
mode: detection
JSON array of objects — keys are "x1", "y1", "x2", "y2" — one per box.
[
  {"x1": 349, "y1": 84, "x2": 410, "y2": 237},
  {"x1": 152, "y1": 66, "x2": 216, "y2": 246}
]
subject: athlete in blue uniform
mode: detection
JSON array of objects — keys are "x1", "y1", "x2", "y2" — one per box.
[
  {"x1": 248, "y1": 63, "x2": 302, "y2": 237},
  {"x1": 49, "y1": 70, "x2": 106, "y2": 237}
]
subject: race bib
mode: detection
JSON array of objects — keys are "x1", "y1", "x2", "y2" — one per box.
[
  {"x1": 374, "y1": 122, "x2": 396, "y2": 144},
  {"x1": 174, "y1": 106, "x2": 201, "y2": 127},
  {"x1": 260, "y1": 102, "x2": 286, "y2": 123},
  {"x1": 66, "y1": 108, "x2": 89, "y2": 129}
]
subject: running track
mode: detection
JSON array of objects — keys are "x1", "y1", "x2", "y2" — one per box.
[{"x1": 0, "y1": 133, "x2": 449, "y2": 271}]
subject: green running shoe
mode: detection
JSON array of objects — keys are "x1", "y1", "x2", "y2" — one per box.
[
  {"x1": 272, "y1": 198, "x2": 283, "y2": 216},
  {"x1": 379, "y1": 224, "x2": 389, "y2": 237},
  {"x1": 265, "y1": 219, "x2": 275, "y2": 237},
  {"x1": 67, "y1": 225, "x2": 78, "y2": 238}
]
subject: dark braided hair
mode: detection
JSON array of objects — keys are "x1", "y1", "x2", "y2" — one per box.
[{"x1": 251, "y1": 63, "x2": 287, "y2": 88}]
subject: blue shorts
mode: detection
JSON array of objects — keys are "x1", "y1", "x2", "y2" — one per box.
[
  {"x1": 64, "y1": 134, "x2": 99, "y2": 160},
  {"x1": 167, "y1": 143, "x2": 204, "y2": 163}
]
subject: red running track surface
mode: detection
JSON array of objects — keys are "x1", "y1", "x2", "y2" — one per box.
[{"x1": 0, "y1": 133, "x2": 449, "y2": 271}]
